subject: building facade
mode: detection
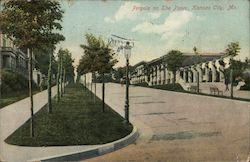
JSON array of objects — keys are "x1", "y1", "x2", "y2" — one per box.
[
  {"x1": 0, "y1": 31, "x2": 41, "y2": 85},
  {"x1": 130, "y1": 52, "x2": 232, "y2": 90}
]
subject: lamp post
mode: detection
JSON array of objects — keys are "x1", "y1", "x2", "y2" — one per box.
[
  {"x1": 108, "y1": 35, "x2": 134, "y2": 122},
  {"x1": 123, "y1": 41, "x2": 132, "y2": 123}
]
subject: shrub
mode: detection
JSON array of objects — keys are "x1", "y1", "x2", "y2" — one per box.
[
  {"x1": 1, "y1": 70, "x2": 38, "y2": 97},
  {"x1": 240, "y1": 74, "x2": 250, "y2": 90},
  {"x1": 133, "y1": 82, "x2": 149, "y2": 87},
  {"x1": 150, "y1": 83, "x2": 184, "y2": 92}
]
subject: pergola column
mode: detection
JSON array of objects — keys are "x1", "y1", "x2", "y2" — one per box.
[
  {"x1": 191, "y1": 67, "x2": 197, "y2": 83},
  {"x1": 160, "y1": 64, "x2": 164, "y2": 84},
  {"x1": 211, "y1": 62, "x2": 217, "y2": 82},
  {"x1": 157, "y1": 65, "x2": 161, "y2": 85},
  {"x1": 205, "y1": 64, "x2": 209, "y2": 82},
  {"x1": 153, "y1": 66, "x2": 157, "y2": 85},
  {"x1": 188, "y1": 70, "x2": 192, "y2": 83},
  {"x1": 183, "y1": 69, "x2": 187, "y2": 83},
  {"x1": 196, "y1": 65, "x2": 202, "y2": 82}
]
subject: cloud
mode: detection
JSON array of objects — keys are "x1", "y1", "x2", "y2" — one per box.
[
  {"x1": 104, "y1": 17, "x2": 115, "y2": 23},
  {"x1": 148, "y1": 12, "x2": 161, "y2": 19},
  {"x1": 132, "y1": 10, "x2": 193, "y2": 40},
  {"x1": 104, "y1": 1, "x2": 162, "y2": 23},
  {"x1": 131, "y1": 10, "x2": 197, "y2": 54},
  {"x1": 105, "y1": 1, "x2": 141, "y2": 23}
]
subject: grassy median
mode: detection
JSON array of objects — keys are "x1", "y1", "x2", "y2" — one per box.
[{"x1": 5, "y1": 83, "x2": 133, "y2": 146}]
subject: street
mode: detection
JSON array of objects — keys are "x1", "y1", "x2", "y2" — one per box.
[{"x1": 86, "y1": 83, "x2": 250, "y2": 162}]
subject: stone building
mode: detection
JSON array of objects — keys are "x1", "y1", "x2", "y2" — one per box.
[
  {"x1": 130, "y1": 52, "x2": 232, "y2": 90},
  {"x1": 0, "y1": 32, "x2": 42, "y2": 85}
]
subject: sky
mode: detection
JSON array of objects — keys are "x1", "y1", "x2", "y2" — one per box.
[{"x1": 57, "y1": 0, "x2": 249, "y2": 67}]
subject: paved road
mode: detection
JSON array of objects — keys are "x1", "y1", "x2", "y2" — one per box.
[
  {"x1": 0, "y1": 87, "x2": 94, "y2": 162},
  {"x1": 86, "y1": 83, "x2": 250, "y2": 162}
]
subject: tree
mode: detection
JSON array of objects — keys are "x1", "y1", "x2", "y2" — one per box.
[
  {"x1": 61, "y1": 49, "x2": 75, "y2": 84},
  {"x1": 164, "y1": 50, "x2": 184, "y2": 83},
  {"x1": 193, "y1": 46, "x2": 202, "y2": 93},
  {"x1": 0, "y1": 0, "x2": 64, "y2": 137},
  {"x1": 57, "y1": 48, "x2": 74, "y2": 100},
  {"x1": 113, "y1": 67, "x2": 125, "y2": 82},
  {"x1": 225, "y1": 42, "x2": 240, "y2": 98},
  {"x1": 34, "y1": 48, "x2": 57, "y2": 77},
  {"x1": 78, "y1": 33, "x2": 117, "y2": 112},
  {"x1": 225, "y1": 42, "x2": 240, "y2": 57}
]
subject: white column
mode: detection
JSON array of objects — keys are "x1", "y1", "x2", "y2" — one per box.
[
  {"x1": 161, "y1": 65, "x2": 164, "y2": 84},
  {"x1": 183, "y1": 69, "x2": 187, "y2": 83},
  {"x1": 197, "y1": 65, "x2": 202, "y2": 82},
  {"x1": 205, "y1": 65, "x2": 209, "y2": 82},
  {"x1": 188, "y1": 70, "x2": 192, "y2": 83},
  {"x1": 191, "y1": 67, "x2": 197, "y2": 83},
  {"x1": 211, "y1": 63, "x2": 217, "y2": 82},
  {"x1": 157, "y1": 65, "x2": 161, "y2": 85},
  {"x1": 153, "y1": 67, "x2": 156, "y2": 85},
  {"x1": 149, "y1": 73, "x2": 152, "y2": 86}
]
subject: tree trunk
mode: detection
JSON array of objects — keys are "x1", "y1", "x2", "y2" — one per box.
[
  {"x1": 0, "y1": 46, "x2": 2, "y2": 100},
  {"x1": 94, "y1": 72, "x2": 96, "y2": 102},
  {"x1": 60, "y1": 54, "x2": 63, "y2": 97},
  {"x1": 163, "y1": 65, "x2": 166, "y2": 85},
  {"x1": 63, "y1": 68, "x2": 66, "y2": 94},
  {"x1": 91, "y1": 74, "x2": 93, "y2": 95},
  {"x1": 28, "y1": 48, "x2": 34, "y2": 137},
  {"x1": 47, "y1": 50, "x2": 52, "y2": 113},
  {"x1": 57, "y1": 56, "x2": 60, "y2": 102},
  {"x1": 102, "y1": 73, "x2": 105, "y2": 113},
  {"x1": 197, "y1": 72, "x2": 200, "y2": 94},
  {"x1": 230, "y1": 68, "x2": 233, "y2": 99},
  {"x1": 84, "y1": 74, "x2": 87, "y2": 90}
]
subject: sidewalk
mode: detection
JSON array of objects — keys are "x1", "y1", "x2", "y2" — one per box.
[{"x1": 0, "y1": 87, "x2": 93, "y2": 162}]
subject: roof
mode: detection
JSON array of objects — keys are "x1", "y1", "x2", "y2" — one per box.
[
  {"x1": 182, "y1": 53, "x2": 223, "y2": 66},
  {"x1": 145, "y1": 52, "x2": 224, "y2": 67},
  {"x1": 133, "y1": 61, "x2": 147, "y2": 67}
]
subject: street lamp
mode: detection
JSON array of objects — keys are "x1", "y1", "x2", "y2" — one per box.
[{"x1": 123, "y1": 41, "x2": 132, "y2": 123}]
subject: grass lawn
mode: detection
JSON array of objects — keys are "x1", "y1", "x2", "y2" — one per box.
[{"x1": 5, "y1": 83, "x2": 133, "y2": 146}]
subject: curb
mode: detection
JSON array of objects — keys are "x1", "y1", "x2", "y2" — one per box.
[{"x1": 31, "y1": 126, "x2": 139, "y2": 162}]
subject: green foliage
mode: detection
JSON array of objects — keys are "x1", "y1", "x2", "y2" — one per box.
[
  {"x1": 133, "y1": 82, "x2": 149, "y2": 87},
  {"x1": 164, "y1": 50, "x2": 184, "y2": 83},
  {"x1": 95, "y1": 73, "x2": 113, "y2": 83},
  {"x1": 225, "y1": 42, "x2": 240, "y2": 57},
  {"x1": 113, "y1": 67, "x2": 125, "y2": 82},
  {"x1": 78, "y1": 33, "x2": 118, "y2": 76},
  {"x1": 0, "y1": 0, "x2": 64, "y2": 49},
  {"x1": 5, "y1": 84, "x2": 133, "y2": 146},
  {"x1": 240, "y1": 74, "x2": 250, "y2": 90},
  {"x1": 165, "y1": 50, "x2": 184, "y2": 72},
  {"x1": 1, "y1": 70, "x2": 38, "y2": 97},
  {"x1": 57, "y1": 48, "x2": 75, "y2": 83},
  {"x1": 34, "y1": 48, "x2": 57, "y2": 76},
  {"x1": 150, "y1": 83, "x2": 184, "y2": 92}
]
